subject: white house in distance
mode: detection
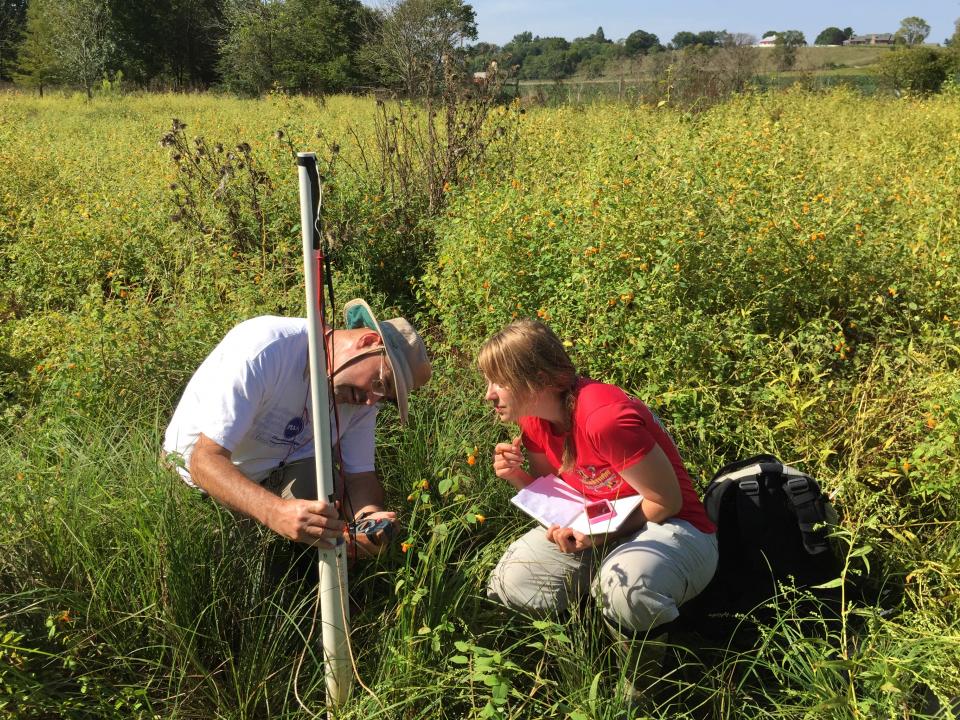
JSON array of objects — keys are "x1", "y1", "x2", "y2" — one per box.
[
  {"x1": 757, "y1": 34, "x2": 777, "y2": 47},
  {"x1": 844, "y1": 33, "x2": 895, "y2": 46}
]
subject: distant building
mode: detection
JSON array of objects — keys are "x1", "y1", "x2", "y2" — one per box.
[
  {"x1": 757, "y1": 35, "x2": 777, "y2": 47},
  {"x1": 844, "y1": 33, "x2": 895, "y2": 46}
]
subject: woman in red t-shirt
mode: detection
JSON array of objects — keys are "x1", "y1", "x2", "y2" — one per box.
[{"x1": 479, "y1": 320, "x2": 718, "y2": 637}]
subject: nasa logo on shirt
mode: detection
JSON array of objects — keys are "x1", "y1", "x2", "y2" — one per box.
[{"x1": 284, "y1": 416, "x2": 304, "y2": 439}]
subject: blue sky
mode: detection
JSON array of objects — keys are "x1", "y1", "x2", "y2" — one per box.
[{"x1": 458, "y1": 0, "x2": 959, "y2": 46}]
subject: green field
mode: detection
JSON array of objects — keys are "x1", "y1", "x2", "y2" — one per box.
[{"x1": 1, "y1": 87, "x2": 959, "y2": 718}]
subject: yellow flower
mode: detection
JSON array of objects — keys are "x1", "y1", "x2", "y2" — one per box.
[
  {"x1": 420, "y1": 480, "x2": 429, "y2": 490},
  {"x1": 401, "y1": 542, "x2": 413, "y2": 553},
  {"x1": 474, "y1": 514, "x2": 486, "y2": 524},
  {"x1": 901, "y1": 461, "x2": 911, "y2": 473}
]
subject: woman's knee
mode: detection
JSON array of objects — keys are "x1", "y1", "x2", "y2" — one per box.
[
  {"x1": 487, "y1": 560, "x2": 560, "y2": 613},
  {"x1": 596, "y1": 576, "x2": 680, "y2": 634},
  {"x1": 486, "y1": 536, "x2": 588, "y2": 614}
]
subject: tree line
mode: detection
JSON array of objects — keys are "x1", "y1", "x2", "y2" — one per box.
[
  {"x1": 0, "y1": 0, "x2": 957, "y2": 97},
  {"x1": 0, "y1": 0, "x2": 472, "y2": 96}
]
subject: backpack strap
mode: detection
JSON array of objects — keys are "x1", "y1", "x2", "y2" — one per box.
[
  {"x1": 735, "y1": 476, "x2": 766, "y2": 559},
  {"x1": 711, "y1": 453, "x2": 781, "y2": 482},
  {"x1": 783, "y1": 475, "x2": 830, "y2": 555}
]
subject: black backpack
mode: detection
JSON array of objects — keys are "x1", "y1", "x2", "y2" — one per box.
[{"x1": 679, "y1": 454, "x2": 842, "y2": 638}]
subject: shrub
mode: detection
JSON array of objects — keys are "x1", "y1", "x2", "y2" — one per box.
[
  {"x1": 425, "y1": 88, "x2": 960, "y2": 515},
  {"x1": 875, "y1": 47, "x2": 950, "y2": 93}
]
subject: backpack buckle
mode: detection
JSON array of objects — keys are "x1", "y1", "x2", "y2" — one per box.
[
  {"x1": 786, "y1": 477, "x2": 810, "y2": 495},
  {"x1": 738, "y1": 479, "x2": 760, "y2": 496}
]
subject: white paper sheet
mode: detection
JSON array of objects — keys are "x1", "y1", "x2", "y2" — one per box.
[{"x1": 510, "y1": 474, "x2": 643, "y2": 536}]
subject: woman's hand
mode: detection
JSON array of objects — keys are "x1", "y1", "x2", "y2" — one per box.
[
  {"x1": 492, "y1": 436, "x2": 532, "y2": 488},
  {"x1": 546, "y1": 524, "x2": 595, "y2": 553}
]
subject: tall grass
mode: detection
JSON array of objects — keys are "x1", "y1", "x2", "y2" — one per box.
[{"x1": 3, "y1": 367, "x2": 958, "y2": 718}]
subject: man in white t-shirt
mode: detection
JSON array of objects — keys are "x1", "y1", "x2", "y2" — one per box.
[{"x1": 163, "y1": 298, "x2": 431, "y2": 557}]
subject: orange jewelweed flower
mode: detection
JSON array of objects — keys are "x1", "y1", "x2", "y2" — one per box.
[
  {"x1": 420, "y1": 480, "x2": 429, "y2": 490},
  {"x1": 401, "y1": 542, "x2": 413, "y2": 553},
  {"x1": 474, "y1": 514, "x2": 486, "y2": 524},
  {"x1": 467, "y1": 454, "x2": 476, "y2": 466}
]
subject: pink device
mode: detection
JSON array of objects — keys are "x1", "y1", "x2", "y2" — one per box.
[{"x1": 584, "y1": 499, "x2": 615, "y2": 524}]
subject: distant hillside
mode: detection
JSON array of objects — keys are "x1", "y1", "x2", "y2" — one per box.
[{"x1": 589, "y1": 45, "x2": 893, "y2": 81}]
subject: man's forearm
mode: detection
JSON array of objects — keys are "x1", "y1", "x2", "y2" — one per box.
[
  {"x1": 191, "y1": 449, "x2": 282, "y2": 528},
  {"x1": 189, "y1": 434, "x2": 342, "y2": 545}
]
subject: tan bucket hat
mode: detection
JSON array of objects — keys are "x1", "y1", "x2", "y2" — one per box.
[{"x1": 343, "y1": 299, "x2": 431, "y2": 423}]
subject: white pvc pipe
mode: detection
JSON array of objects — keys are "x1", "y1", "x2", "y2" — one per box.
[{"x1": 297, "y1": 152, "x2": 352, "y2": 708}]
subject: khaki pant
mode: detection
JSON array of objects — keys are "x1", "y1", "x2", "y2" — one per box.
[{"x1": 487, "y1": 519, "x2": 718, "y2": 635}]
